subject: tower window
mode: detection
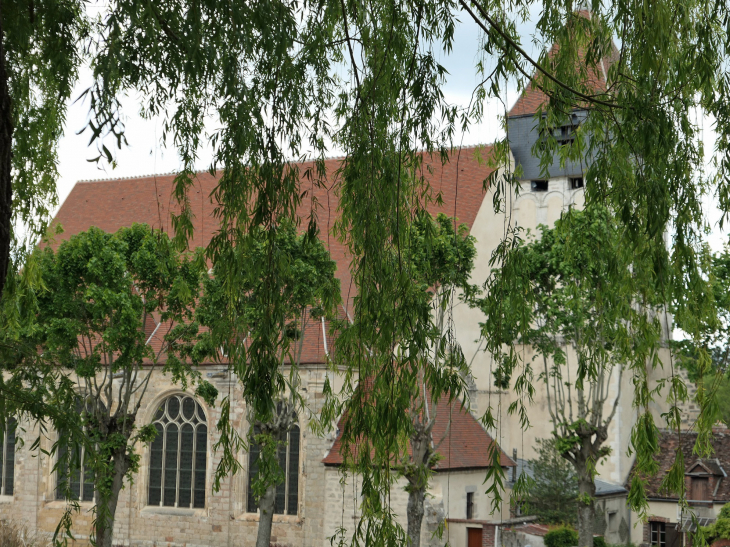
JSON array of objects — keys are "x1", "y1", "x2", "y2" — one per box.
[
  {"x1": 531, "y1": 180, "x2": 548, "y2": 192},
  {"x1": 570, "y1": 177, "x2": 584, "y2": 189},
  {"x1": 466, "y1": 491, "x2": 475, "y2": 519}
]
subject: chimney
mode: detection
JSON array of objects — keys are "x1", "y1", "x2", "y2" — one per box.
[{"x1": 512, "y1": 449, "x2": 518, "y2": 482}]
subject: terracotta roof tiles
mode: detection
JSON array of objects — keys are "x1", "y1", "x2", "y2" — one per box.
[
  {"x1": 50, "y1": 146, "x2": 497, "y2": 366},
  {"x1": 322, "y1": 391, "x2": 516, "y2": 471}
]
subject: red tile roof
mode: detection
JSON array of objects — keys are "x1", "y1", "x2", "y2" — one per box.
[
  {"x1": 508, "y1": 14, "x2": 619, "y2": 118},
  {"x1": 628, "y1": 428, "x2": 730, "y2": 501},
  {"x1": 50, "y1": 146, "x2": 496, "y2": 365},
  {"x1": 322, "y1": 392, "x2": 516, "y2": 470}
]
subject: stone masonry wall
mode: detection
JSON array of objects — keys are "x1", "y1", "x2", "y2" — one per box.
[{"x1": 0, "y1": 364, "x2": 335, "y2": 547}]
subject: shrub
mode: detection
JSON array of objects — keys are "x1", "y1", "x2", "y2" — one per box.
[
  {"x1": 545, "y1": 526, "x2": 579, "y2": 547},
  {"x1": 0, "y1": 519, "x2": 48, "y2": 547},
  {"x1": 702, "y1": 504, "x2": 730, "y2": 544},
  {"x1": 593, "y1": 536, "x2": 607, "y2": 547}
]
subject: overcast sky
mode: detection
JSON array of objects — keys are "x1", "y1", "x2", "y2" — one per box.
[
  {"x1": 54, "y1": 13, "x2": 533, "y2": 202},
  {"x1": 54, "y1": 10, "x2": 725, "y2": 250}
]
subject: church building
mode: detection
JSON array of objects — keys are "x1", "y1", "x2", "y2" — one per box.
[{"x1": 0, "y1": 33, "x2": 682, "y2": 547}]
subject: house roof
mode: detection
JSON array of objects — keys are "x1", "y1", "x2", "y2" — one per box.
[
  {"x1": 50, "y1": 146, "x2": 496, "y2": 365},
  {"x1": 510, "y1": 458, "x2": 627, "y2": 497},
  {"x1": 508, "y1": 13, "x2": 620, "y2": 118},
  {"x1": 508, "y1": 523, "x2": 551, "y2": 537},
  {"x1": 628, "y1": 428, "x2": 730, "y2": 501},
  {"x1": 322, "y1": 392, "x2": 516, "y2": 471}
]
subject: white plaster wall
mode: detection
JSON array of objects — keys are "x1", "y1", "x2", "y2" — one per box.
[
  {"x1": 451, "y1": 170, "x2": 675, "y2": 488},
  {"x1": 433, "y1": 469, "x2": 511, "y2": 522}
]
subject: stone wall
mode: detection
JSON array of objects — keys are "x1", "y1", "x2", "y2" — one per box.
[{"x1": 0, "y1": 365, "x2": 335, "y2": 547}]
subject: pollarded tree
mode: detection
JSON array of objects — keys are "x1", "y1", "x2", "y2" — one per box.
[
  {"x1": 195, "y1": 219, "x2": 340, "y2": 547},
  {"x1": 33, "y1": 224, "x2": 216, "y2": 547},
  {"x1": 477, "y1": 205, "x2": 663, "y2": 547}
]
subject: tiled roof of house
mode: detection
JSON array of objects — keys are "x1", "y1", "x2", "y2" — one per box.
[
  {"x1": 321, "y1": 391, "x2": 516, "y2": 470},
  {"x1": 628, "y1": 428, "x2": 730, "y2": 501},
  {"x1": 508, "y1": 13, "x2": 620, "y2": 118},
  {"x1": 50, "y1": 146, "x2": 496, "y2": 365}
]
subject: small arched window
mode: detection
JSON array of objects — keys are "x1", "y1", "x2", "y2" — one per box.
[
  {"x1": 0, "y1": 417, "x2": 16, "y2": 496},
  {"x1": 148, "y1": 395, "x2": 207, "y2": 508},
  {"x1": 247, "y1": 421, "x2": 300, "y2": 515}
]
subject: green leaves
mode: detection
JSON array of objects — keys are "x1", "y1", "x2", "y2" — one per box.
[
  {"x1": 479, "y1": 205, "x2": 666, "y2": 522},
  {"x1": 10, "y1": 224, "x2": 210, "y2": 546}
]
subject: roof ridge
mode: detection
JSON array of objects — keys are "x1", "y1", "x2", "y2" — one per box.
[{"x1": 72, "y1": 144, "x2": 495, "y2": 185}]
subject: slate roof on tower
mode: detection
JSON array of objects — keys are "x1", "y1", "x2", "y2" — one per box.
[{"x1": 50, "y1": 146, "x2": 497, "y2": 365}]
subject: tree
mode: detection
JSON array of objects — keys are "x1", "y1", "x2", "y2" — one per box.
[
  {"x1": 673, "y1": 238, "x2": 730, "y2": 429},
  {"x1": 477, "y1": 205, "x2": 663, "y2": 547},
  {"x1": 32, "y1": 224, "x2": 215, "y2": 547},
  {"x1": 525, "y1": 438, "x2": 578, "y2": 526},
  {"x1": 399, "y1": 213, "x2": 478, "y2": 547},
  {"x1": 195, "y1": 219, "x2": 340, "y2": 547},
  {"x1": 324, "y1": 212, "x2": 479, "y2": 547},
  {"x1": 4, "y1": 0, "x2": 730, "y2": 540},
  {"x1": 700, "y1": 502, "x2": 730, "y2": 544}
]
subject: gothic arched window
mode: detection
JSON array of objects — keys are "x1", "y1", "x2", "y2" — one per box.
[
  {"x1": 246, "y1": 422, "x2": 300, "y2": 515},
  {"x1": 0, "y1": 417, "x2": 16, "y2": 496},
  {"x1": 148, "y1": 395, "x2": 207, "y2": 508}
]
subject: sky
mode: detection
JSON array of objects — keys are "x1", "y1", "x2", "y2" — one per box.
[
  {"x1": 54, "y1": 12, "x2": 535, "y2": 209},
  {"x1": 53, "y1": 8, "x2": 726, "y2": 251}
]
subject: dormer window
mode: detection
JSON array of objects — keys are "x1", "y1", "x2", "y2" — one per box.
[
  {"x1": 531, "y1": 180, "x2": 548, "y2": 192},
  {"x1": 686, "y1": 458, "x2": 723, "y2": 503}
]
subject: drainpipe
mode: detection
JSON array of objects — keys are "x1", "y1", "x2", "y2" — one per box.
[{"x1": 512, "y1": 449, "x2": 518, "y2": 483}]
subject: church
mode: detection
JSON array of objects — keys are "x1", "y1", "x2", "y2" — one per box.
[{"x1": 0, "y1": 39, "x2": 682, "y2": 547}]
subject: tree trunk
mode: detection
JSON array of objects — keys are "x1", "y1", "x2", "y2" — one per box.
[
  {"x1": 0, "y1": 0, "x2": 14, "y2": 299},
  {"x1": 95, "y1": 447, "x2": 130, "y2": 547},
  {"x1": 406, "y1": 425, "x2": 433, "y2": 547},
  {"x1": 407, "y1": 485, "x2": 426, "y2": 547},
  {"x1": 255, "y1": 483, "x2": 277, "y2": 547},
  {"x1": 576, "y1": 458, "x2": 596, "y2": 547}
]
